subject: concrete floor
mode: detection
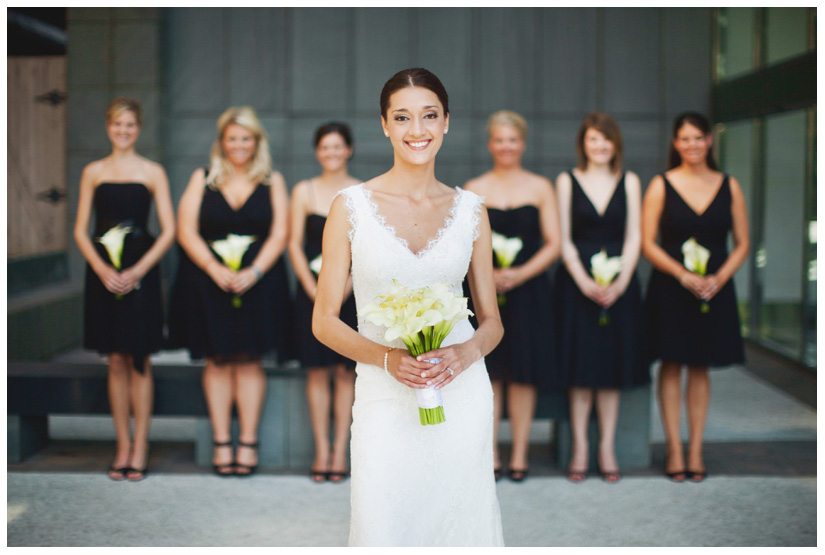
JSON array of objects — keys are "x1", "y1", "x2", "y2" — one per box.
[{"x1": 6, "y1": 344, "x2": 817, "y2": 546}]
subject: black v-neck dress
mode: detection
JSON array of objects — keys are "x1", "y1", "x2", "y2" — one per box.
[
  {"x1": 168, "y1": 174, "x2": 292, "y2": 363},
  {"x1": 645, "y1": 174, "x2": 744, "y2": 368},
  {"x1": 83, "y1": 182, "x2": 164, "y2": 369},
  {"x1": 553, "y1": 172, "x2": 649, "y2": 389}
]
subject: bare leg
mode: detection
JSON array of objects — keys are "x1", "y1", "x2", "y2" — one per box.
[
  {"x1": 491, "y1": 379, "x2": 504, "y2": 473},
  {"x1": 658, "y1": 361, "x2": 686, "y2": 479},
  {"x1": 203, "y1": 359, "x2": 235, "y2": 475},
  {"x1": 127, "y1": 356, "x2": 154, "y2": 479},
  {"x1": 306, "y1": 366, "x2": 332, "y2": 479},
  {"x1": 507, "y1": 382, "x2": 537, "y2": 477},
  {"x1": 330, "y1": 364, "x2": 355, "y2": 481},
  {"x1": 568, "y1": 387, "x2": 593, "y2": 479},
  {"x1": 107, "y1": 353, "x2": 132, "y2": 479},
  {"x1": 686, "y1": 365, "x2": 710, "y2": 479},
  {"x1": 234, "y1": 360, "x2": 266, "y2": 474},
  {"x1": 595, "y1": 388, "x2": 621, "y2": 481}
]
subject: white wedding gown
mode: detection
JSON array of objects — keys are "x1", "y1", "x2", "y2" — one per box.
[{"x1": 340, "y1": 184, "x2": 504, "y2": 547}]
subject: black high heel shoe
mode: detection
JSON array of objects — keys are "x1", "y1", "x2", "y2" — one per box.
[
  {"x1": 235, "y1": 441, "x2": 259, "y2": 477},
  {"x1": 212, "y1": 440, "x2": 235, "y2": 477}
]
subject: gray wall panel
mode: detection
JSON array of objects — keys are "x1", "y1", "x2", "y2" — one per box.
[
  {"x1": 664, "y1": 8, "x2": 712, "y2": 116},
  {"x1": 67, "y1": 90, "x2": 112, "y2": 151},
  {"x1": 418, "y1": 8, "x2": 473, "y2": 116},
  {"x1": 67, "y1": 23, "x2": 110, "y2": 86},
  {"x1": 113, "y1": 22, "x2": 159, "y2": 86},
  {"x1": 355, "y1": 9, "x2": 413, "y2": 114},
  {"x1": 166, "y1": 8, "x2": 225, "y2": 114},
  {"x1": 604, "y1": 8, "x2": 662, "y2": 115},
  {"x1": 476, "y1": 8, "x2": 538, "y2": 114},
  {"x1": 539, "y1": 8, "x2": 599, "y2": 115},
  {"x1": 228, "y1": 8, "x2": 288, "y2": 111},
  {"x1": 617, "y1": 119, "x2": 662, "y2": 162},
  {"x1": 291, "y1": 8, "x2": 350, "y2": 113}
]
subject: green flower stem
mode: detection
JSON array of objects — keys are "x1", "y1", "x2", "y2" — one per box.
[{"x1": 419, "y1": 406, "x2": 446, "y2": 426}]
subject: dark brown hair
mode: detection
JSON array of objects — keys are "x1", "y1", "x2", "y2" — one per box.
[
  {"x1": 313, "y1": 121, "x2": 353, "y2": 149},
  {"x1": 668, "y1": 112, "x2": 718, "y2": 170},
  {"x1": 379, "y1": 68, "x2": 449, "y2": 119},
  {"x1": 575, "y1": 112, "x2": 623, "y2": 172}
]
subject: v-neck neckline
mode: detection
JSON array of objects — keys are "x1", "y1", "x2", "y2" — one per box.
[
  {"x1": 571, "y1": 170, "x2": 623, "y2": 218},
  {"x1": 664, "y1": 174, "x2": 726, "y2": 217},
  {"x1": 361, "y1": 184, "x2": 462, "y2": 258},
  {"x1": 215, "y1": 183, "x2": 261, "y2": 213}
]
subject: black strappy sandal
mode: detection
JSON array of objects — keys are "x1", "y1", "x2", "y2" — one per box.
[
  {"x1": 235, "y1": 441, "x2": 259, "y2": 477},
  {"x1": 213, "y1": 440, "x2": 235, "y2": 477}
]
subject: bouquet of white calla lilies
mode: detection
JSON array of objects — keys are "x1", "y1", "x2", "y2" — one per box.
[
  {"x1": 210, "y1": 234, "x2": 257, "y2": 308},
  {"x1": 309, "y1": 254, "x2": 323, "y2": 275},
  {"x1": 359, "y1": 280, "x2": 474, "y2": 426},
  {"x1": 97, "y1": 223, "x2": 134, "y2": 299},
  {"x1": 681, "y1": 237, "x2": 712, "y2": 313},
  {"x1": 590, "y1": 249, "x2": 624, "y2": 326},
  {"x1": 490, "y1": 231, "x2": 523, "y2": 305}
]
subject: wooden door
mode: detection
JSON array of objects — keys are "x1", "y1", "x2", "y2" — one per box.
[{"x1": 7, "y1": 56, "x2": 68, "y2": 259}]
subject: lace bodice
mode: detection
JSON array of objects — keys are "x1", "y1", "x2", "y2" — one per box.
[{"x1": 340, "y1": 183, "x2": 483, "y2": 346}]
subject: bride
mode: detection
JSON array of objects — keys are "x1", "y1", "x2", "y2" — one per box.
[{"x1": 312, "y1": 68, "x2": 505, "y2": 546}]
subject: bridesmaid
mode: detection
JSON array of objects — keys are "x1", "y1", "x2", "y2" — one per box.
[
  {"x1": 554, "y1": 112, "x2": 649, "y2": 484},
  {"x1": 73, "y1": 97, "x2": 176, "y2": 481},
  {"x1": 642, "y1": 112, "x2": 749, "y2": 482},
  {"x1": 288, "y1": 122, "x2": 360, "y2": 483},
  {"x1": 173, "y1": 106, "x2": 290, "y2": 476},
  {"x1": 464, "y1": 110, "x2": 561, "y2": 482}
]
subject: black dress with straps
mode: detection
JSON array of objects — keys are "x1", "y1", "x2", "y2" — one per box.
[
  {"x1": 294, "y1": 214, "x2": 357, "y2": 367},
  {"x1": 168, "y1": 173, "x2": 292, "y2": 362},
  {"x1": 645, "y1": 174, "x2": 744, "y2": 367},
  {"x1": 482, "y1": 205, "x2": 555, "y2": 388},
  {"x1": 83, "y1": 182, "x2": 164, "y2": 369},
  {"x1": 552, "y1": 172, "x2": 649, "y2": 389}
]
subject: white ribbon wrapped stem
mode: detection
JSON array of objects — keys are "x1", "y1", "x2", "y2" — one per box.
[{"x1": 415, "y1": 357, "x2": 445, "y2": 410}]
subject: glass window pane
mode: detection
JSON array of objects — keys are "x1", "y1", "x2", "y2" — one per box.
[
  {"x1": 717, "y1": 7, "x2": 756, "y2": 80},
  {"x1": 767, "y1": 7, "x2": 809, "y2": 65},
  {"x1": 717, "y1": 120, "x2": 754, "y2": 336},
  {"x1": 802, "y1": 107, "x2": 816, "y2": 369},
  {"x1": 759, "y1": 110, "x2": 807, "y2": 357}
]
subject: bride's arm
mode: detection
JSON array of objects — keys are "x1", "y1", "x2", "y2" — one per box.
[
  {"x1": 420, "y1": 207, "x2": 504, "y2": 390},
  {"x1": 312, "y1": 195, "x2": 434, "y2": 389}
]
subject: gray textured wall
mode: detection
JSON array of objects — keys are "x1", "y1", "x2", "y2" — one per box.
[
  {"x1": 57, "y1": 6, "x2": 711, "y2": 308},
  {"x1": 161, "y1": 7, "x2": 712, "y2": 204}
]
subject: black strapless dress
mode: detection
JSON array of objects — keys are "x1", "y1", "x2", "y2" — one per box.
[
  {"x1": 168, "y1": 178, "x2": 292, "y2": 363},
  {"x1": 645, "y1": 174, "x2": 744, "y2": 367},
  {"x1": 553, "y1": 172, "x2": 649, "y2": 389},
  {"x1": 294, "y1": 214, "x2": 357, "y2": 367},
  {"x1": 83, "y1": 182, "x2": 164, "y2": 369},
  {"x1": 482, "y1": 205, "x2": 555, "y2": 388}
]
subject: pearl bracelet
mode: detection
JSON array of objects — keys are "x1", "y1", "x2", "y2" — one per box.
[
  {"x1": 383, "y1": 347, "x2": 395, "y2": 373},
  {"x1": 251, "y1": 265, "x2": 263, "y2": 281}
]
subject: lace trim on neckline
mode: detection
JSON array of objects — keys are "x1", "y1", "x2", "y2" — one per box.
[{"x1": 359, "y1": 184, "x2": 464, "y2": 259}]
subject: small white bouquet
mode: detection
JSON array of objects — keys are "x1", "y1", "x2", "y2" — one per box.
[
  {"x1": 210, "y1": 234, "x2": 257, "y2": 308},
  {"x1": 590, "y1": 249, "x2": 624, "y2": 326},
  {"x1": 359, "y1": 280, "x2": 474, "y2": 426},
  {"x1": 309, "y1": 254, "x2": 322, "y2": 276},
  {"x1": 491, "y1": 231, "x2": 523, "y2": 305},
  {"x1": 682, "y1": 237, "x2": 711, "y2": 313},
  {"x1": 97, "y1": 223, "x2": 134, "y2": 299}
]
